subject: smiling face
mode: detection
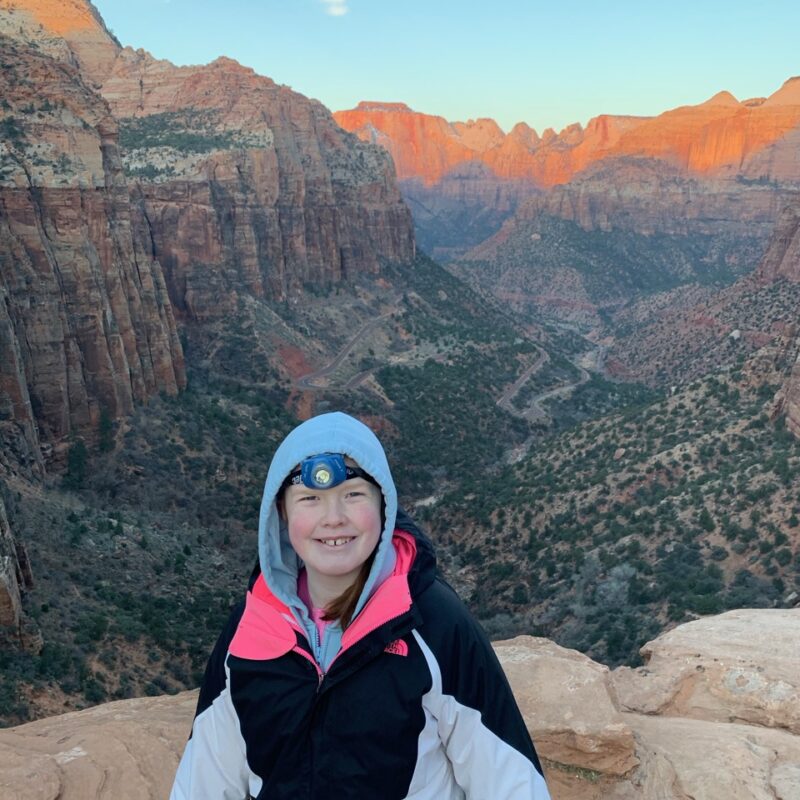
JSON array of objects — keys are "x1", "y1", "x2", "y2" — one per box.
[{"x1": 283, "y1": 471, "x2": 383, "y2": 603}]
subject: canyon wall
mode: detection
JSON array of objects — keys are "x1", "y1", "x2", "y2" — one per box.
[
  {"x1": 99, "y1": 51, "x2": 415, "y2": 317},
  {"x1": 0, "y1": 32, "x2": 185, "y2": 465},
  {"x1": 0, "y1": 0, "x2": 417, "y2": 462}
]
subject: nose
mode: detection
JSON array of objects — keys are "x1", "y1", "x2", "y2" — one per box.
[{"x1": 321, "y1": 495, "x2": 347, "y2": 526}]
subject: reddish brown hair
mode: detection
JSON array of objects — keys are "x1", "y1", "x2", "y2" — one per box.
[{"x1": 322, "y1": 550, "x2": 376, "y2": 629}]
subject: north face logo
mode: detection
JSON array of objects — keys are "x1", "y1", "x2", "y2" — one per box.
[{"x1": 384, "y1": 639, "x2": 409, "y2": 656}]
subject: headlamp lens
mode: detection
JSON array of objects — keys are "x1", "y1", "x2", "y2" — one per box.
[{"x1": 313, "y1": 466, "x2": 332, "y2": 486}]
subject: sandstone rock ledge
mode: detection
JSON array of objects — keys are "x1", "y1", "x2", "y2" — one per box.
[{"x1": 0, "y1": 609, "x2": 798, "y2": 799}]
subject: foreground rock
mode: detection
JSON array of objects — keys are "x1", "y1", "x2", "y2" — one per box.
[
  {"x1": 1, "y1": 609, "x2": 798, "y2": 799},
  {"x1": 0, "y1": 692, "x2": 194, "y2": 800}
]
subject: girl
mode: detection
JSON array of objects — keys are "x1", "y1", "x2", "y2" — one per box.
[{"x1": 170, "y1": 412, "x2": 551, "y2": 799}]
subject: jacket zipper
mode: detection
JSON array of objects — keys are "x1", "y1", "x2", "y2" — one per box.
[{"x1": 327, "y1": 606, "x2": 411, "y2": 673}]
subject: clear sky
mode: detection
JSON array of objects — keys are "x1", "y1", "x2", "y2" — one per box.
[{"x1": 92, "y1": 0, "x2": 800, "y2": 134}]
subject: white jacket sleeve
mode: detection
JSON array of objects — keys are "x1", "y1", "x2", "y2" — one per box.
[
  {"x1": 413, "y1": 624, "x2": 551, "y2": 800},
  {"x1": 169, "y1": 661, "x2": 253, "y2": 800}
]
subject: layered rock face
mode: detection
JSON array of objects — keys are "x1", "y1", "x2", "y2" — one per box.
[
  {"x1": 761, "y1": 202, "x2": 800, "y2": 437},
  {"x1": 512, "y1": 157, "x2": 790, "y2": 239},
  {"x1": 0, "y1": 33, "x2": 186, "y2": 461},
  {"x1": 1, "y1": 609, "x2": 797, "y2": 799},
  {"x1": 99, "y1": 53, "x2": 415, "y2": 317}
]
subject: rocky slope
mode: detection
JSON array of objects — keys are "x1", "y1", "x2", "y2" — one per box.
[
  {"x1": 601, "y1": 199, "x2": 800, "y2": 399},
  {"x1": 0, "y1": 609, "x2": 797, "y2": 799}
]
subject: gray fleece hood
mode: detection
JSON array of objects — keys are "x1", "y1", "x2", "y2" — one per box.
[{"x1": 257, "y1": 412, "x2": 398, "y2": 663}]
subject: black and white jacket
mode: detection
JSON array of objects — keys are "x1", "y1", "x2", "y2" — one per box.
[{"x1": 170, "y1": 518, "x2": 551, "y2": 799}]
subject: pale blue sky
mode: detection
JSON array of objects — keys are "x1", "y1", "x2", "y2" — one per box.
[{"x1": 93, "y1": 0, "x2": 800, "y2": 133}]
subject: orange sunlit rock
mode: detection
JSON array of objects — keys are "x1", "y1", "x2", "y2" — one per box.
[
  {"x1": 0, "y1": 0, "x2": 120, "y2": 84},
  {"x1": 335, "y1": 79, "x2": 800, "y2": 188},
  {"x1": 0, "y1": 0, "x2": 102, "y2": 34},
  {"x1": 334, "y1": 103, "x2": 479, "y2": 185}
]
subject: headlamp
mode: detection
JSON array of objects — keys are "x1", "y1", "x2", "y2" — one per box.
[{"x1": 283, "y1": 453, "x2": 377, "y2": 491}]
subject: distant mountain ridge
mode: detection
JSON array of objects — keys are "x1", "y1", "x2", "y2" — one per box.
[
  {"x1": 335, "y1": 79, "x2": 800, "y2": 187},
  {"x1": 335, "y1": 83, "x2": 800, "y2": 261}
]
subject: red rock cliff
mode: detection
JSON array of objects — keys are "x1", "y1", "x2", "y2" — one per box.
[
  {"x1": 0, "y1": 33, "x2": 185, "y2": 464},
  {"x1": 1, "y1": 0, "x2": 416, "y2": 457},
  {"x1": 100, "y1": 53, "x2": 415, "y2": 317}
]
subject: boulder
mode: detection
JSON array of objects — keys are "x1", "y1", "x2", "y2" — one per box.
[
  {"x1": 611, "y1": 609, "x2": 800, "y2": 734},
  {"x1": 629, "y1": 715, "x2": 800, "y2": 800},
  {"x1": 495, "y1": 636, "x2": 638, "y2": 777}
]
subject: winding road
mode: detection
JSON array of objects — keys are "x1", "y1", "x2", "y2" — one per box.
[{"x1": 294, "y1": 302, "x2": 400, "y2": 391}]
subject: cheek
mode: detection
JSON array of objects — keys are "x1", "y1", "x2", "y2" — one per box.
[
  {"x1": 359, "y1": 504, "x2": 383, "y2": 539},
  {"x1": 286, "y1": 509, "x2": 313, "y2": 545}
]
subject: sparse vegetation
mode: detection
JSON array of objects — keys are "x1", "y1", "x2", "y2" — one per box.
[{"x1": 118, "y1": 111, "x2": 238, "y2": 154}]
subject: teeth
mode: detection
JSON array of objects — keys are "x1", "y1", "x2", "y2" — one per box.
[{"x1": 319, "y1": 537, "x2": 354, "y2": 547}]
